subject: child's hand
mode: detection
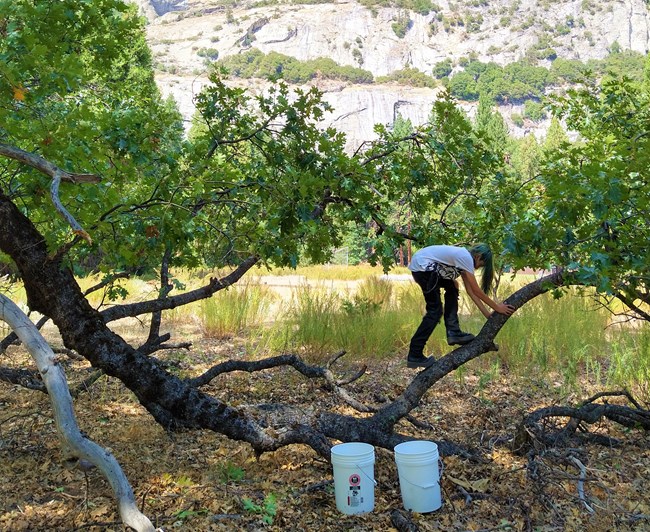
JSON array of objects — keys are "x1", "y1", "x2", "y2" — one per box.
[{"x1": 494, "y1": 303, "x2": 515, "y2": 315}]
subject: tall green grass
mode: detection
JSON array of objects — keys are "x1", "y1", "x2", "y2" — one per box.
[
  {"x1": 607, "y1": 326, "x2": 650, "y2": 403},
  {"x1": 261, "y1": 264, "x2": 410, "y2": 281},
  {"x1": 496, "y1": 288, "x2": 612, "y2": 389},
  {"x1": 264, "y1": 271, "x2": 649, "y2": 400},
  {"x1": 272, "y1": 276, "x2": 420, "y2": 361},
  {"x1": 200, "y1": 283, "x2": 274, "y2": 339},
  {"x1": 9, "y1": 264, "x2": 646, "y2": 400},
  {"x1": 488, "y1": 290, "x2": 650, "y2": 398}
]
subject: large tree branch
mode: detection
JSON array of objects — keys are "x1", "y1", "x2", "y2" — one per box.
[
  {"x1": 143, "y1": 247, "x2": 173, "y2": 347},
  {"x1": 369, "y1": 271, "x2": 565, "y2": 431},
  {"x1": 314, "y1": 271, "x2": 566, "y2": 446},
  {"x1": 613, "y1": 291, "x2": 650, "y2": 322},
  {"x1": 0, "y1": 193, "x2": 332, "y2": 459},
  {"x1": 0, "y1": 366, "x2": 46, "y2": 391},
  {"x1": 0, "y1": 142, "x2": 101, "y2": 184},
  {"x1": 0, "y1": 294, "x2": 155, "y2": 532},
  {"x1": 100, "y1": 255, "x2": 259, "y2": 322},
  {"x1": 188, "y1": 351, "x2": 371, "y2": 413},
  {"x1": 513, "y1": 391, "x2": 650, "y2": 453}
]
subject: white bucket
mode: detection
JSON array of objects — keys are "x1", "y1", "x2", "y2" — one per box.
[
  {"x1": 330, "y1": 442, "x2": 376, "y2": 515},
  {"x1": 394, "y1": 440, "x2": 442, "y2": 513}
]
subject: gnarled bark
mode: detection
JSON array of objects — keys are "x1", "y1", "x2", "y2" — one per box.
[
  {"x1": 0, "y1": 192, "x2": 321, "y2": 455},
  {"x1": 0, "y1": 189, "x2": 570, "y2": 456},
  {"x1": 513, "y1": 390, "x2": 650, "y2": 453}
]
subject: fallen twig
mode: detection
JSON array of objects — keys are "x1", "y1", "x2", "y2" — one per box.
[
  {"x1": 298, "y1": 479, "x2": 333, "y2": 493},
  {"x1": 568, "y1": 456, "x2": 595, "y2": 514},
  {"x1": 390, "y1": 508, "x2": 419, "y2": 532}
]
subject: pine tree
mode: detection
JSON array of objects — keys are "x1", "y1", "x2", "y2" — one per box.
[{"x1": 543, "y1": 117, "x2": 569, "y2": 153}]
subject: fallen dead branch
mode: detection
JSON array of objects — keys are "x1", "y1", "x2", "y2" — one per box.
[
  {"x1": 568, "y1": 455, "x2": 594, "y2": 514},
  {"x1": 390, "y1": 508, "x2": 419, "y2": 531},
  {"x1": 513, "y1": 390, "x2": 650, "y2": 453},
  {"x1": 0, "y1": 294, "x2": 155, "y2": 532}
]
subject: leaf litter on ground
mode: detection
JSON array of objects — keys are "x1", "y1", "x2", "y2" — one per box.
[{"x1": 0, "y1": 333, "x2": 649, "y2": 531}]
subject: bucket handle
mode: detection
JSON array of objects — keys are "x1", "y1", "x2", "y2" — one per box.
[
  {"x1": 355, "y1": 463, "x2": 378, "y2": 486},
  {"x1": 399, "y1": 458, "x2": 444, "y2": 489}
]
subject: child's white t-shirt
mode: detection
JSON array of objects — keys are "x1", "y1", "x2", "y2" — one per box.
[{"x1": 408, "y1": 245, "x2": 475, "y2": 275}]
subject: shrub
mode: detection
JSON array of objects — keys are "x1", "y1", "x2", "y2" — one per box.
[
  {"x1": 352, "y1": 48, "x2": 363, "y2": 66},
  {"x1": 376, "y1": 67, "x2": 436, "y2": 88},
  {"x1": 555, "y1": 23, "x2": 571, "y2": 36},
  {"x1": 392, "y1": 15, "x2": 413, "y2": 38},
  {"x1": 217, "y1": 49, "x2": 374, "y2": 84},
  {"x1": 432, "y1": 58, "x2": 453, "y2": 79},
  {"x1": 511, "y1": 113, "x2": 524, "y2": 127},
  {"x1": 197, "y1": 48, "x2": 219, "y2": 61},
  {"x1": 465, "y1": 12, "x2": 483, "y2": 32},
  {"x1": 523, "y1": 100, "x2": 546, "y2": 121}
]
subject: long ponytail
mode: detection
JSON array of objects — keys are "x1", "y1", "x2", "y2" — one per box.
[{"x1": 469, "y1": 243, "x2": 494, "y2": 294}]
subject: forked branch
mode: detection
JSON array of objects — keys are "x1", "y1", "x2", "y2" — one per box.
[
  {"x1": 0, "y1": 294, "x2": 155, "y2": 532},
  {"x1": 513, "y1": 391, "x2": 650, "y2": 453}
]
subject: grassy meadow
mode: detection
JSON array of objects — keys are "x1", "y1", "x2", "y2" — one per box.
[
  {"x1": 6, "y1": 264, "x2": 650, "y2": 401},
  {"x1": 143, "y1": 266, "x2": 642, "y2": 398}
]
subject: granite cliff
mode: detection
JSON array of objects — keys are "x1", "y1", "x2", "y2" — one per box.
[{"x1": 130, "y1": 0, "x2": 650, "y2": 147}]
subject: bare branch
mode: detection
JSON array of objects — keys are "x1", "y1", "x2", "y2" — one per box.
[
  {"x1": 52, "y1": 346, "x2": 85, "y2": 361},
  {"x1": 613, "y1": 291, "x2": 650, "y2": 322},
  {"x1": 359, "y1": 133, "x2": 422, "y2": 166},
  {"x1": 70, "y1": 369, "x2": 105, "y2": 398},
  {"x1": 0, "y1": 294, "x2": 155, "y2": 531},
  {"x1": 50, "y1": 171, "x2": 92, "y2": 244},
  {"x1": 206, "y1": 117, "x2": 275, "y2": 158},
  {"x1": 187, "y1": 352, "x2": 374, "y2": 414},
  {"x1": 438, "y1": 191, "x2": 479, "y2": 227},
  {"x1": 1, "y1": 314, "x2": 49, "y2": 354},
  {"x1": 144, "y1": 247, "x2": 173, "y2": 346},
  {"x1": 568, "y1": 456, "x2": 595, "y2": 514},
  {"x1": 82, "y1": 271, "x2": 134, "y2": 297},
  {"x1": 138, "y1": 340, "x2": 192, "y2": 357},
  {"x1": 100, "y1": 255, "x2": 259, "y2": 322},
  {"x1": 0, "y1": 366, "x2": 46, "y2": 391},
  {"x1": 0, "y1": 142, "x2": 101, "y2": 184},
  {"x1": 580, "y1": 390, "x2": 643, "y2": 410},
  {"x1": 514, "y1": 396, "x2": 650, "y2": 454}
]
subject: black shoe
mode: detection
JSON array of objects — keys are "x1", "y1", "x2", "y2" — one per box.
[
  {"x1": 447, "y1": 332, "x2": 475, "y2": 346},
  {"x1": 406, "y1": 354, "x2": 435, "y2": 369}
]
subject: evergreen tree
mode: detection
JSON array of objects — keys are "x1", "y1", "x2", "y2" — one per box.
[
  {"x1": 543, "y1": 117, "x2": 569, "y2": 154},
  {"x1": 474, "y1": 93, "x2": 509, "y2": 149},
  {"x1": 511, "y1": 134, "x2": 541, "y2": 180}
]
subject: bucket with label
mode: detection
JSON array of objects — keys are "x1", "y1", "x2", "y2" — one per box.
[
  {"x1": 394, "y1": 440, "x2": 442, "y2": 513},
  {"x1": 330, "y1": 442, "x2": 376, "y2": 514}
]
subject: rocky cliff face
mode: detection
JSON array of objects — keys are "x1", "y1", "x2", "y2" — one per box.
[{"x1": 131, "y1": 0, "x2": 650, "y2": 148}]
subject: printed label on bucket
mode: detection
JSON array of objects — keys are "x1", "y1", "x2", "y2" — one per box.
[
  {"x1": 348, "y1": 486, "x2": 363, "y2": 507},
  {"x1": 348, "y1": 474, "x2": 363, "y2": 506}
]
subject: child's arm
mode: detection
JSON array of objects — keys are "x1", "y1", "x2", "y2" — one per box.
[{"x1": 461, "y1": 271, "x2": 515, "y2": 316}]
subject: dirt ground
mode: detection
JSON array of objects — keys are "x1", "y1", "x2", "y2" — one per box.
[{"x1": 1, "y1": 327, "x2": 649, "y2": 532}]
